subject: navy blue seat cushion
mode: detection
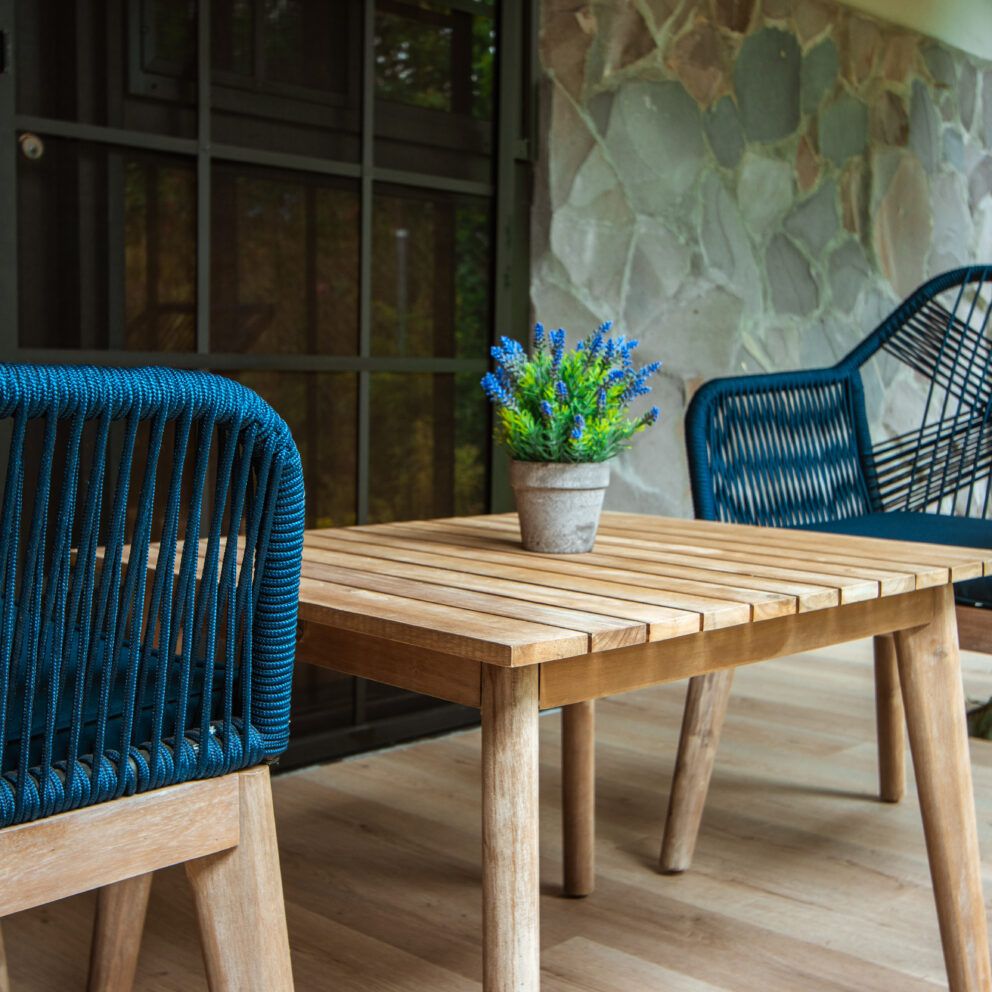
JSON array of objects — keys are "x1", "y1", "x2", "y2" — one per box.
[
  {"x1": 3, "y1": 631, "x2": 224, "y2": 769},
  {"x1": 796, "y1": 511, "x2": 992, "y2": 608}
]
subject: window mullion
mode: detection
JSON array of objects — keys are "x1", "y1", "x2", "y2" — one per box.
[
  {"x1": 356, "y1": 0, "x2": 375, "y2": 525},
  {"x1": 196, "y1": 0, "x2": 212, "y2": 355},
  {"x1": 0, "y1": 0, "x2": 17, "y2": 353}
]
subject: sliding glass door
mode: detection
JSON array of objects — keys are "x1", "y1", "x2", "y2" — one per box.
[{"x1": 0, "y1": 0, "x2": 535, "y2": 765}]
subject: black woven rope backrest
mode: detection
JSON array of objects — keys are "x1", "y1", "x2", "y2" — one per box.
[
  {"x1": 686, "y1": 267, "x2": 992, "y2": 527},
  {"x1": 0, "y1": 365, "x2": 304, "y2": 827},
  {"x1": 857, "y1": 267, "x2": 992, "y2": 515},
  {"x1": 686, "y1": 367, "x2": 873, "y2": 526}
]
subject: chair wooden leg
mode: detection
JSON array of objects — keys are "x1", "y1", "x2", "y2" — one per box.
[
  {"x1": 562, "y1": 700, "x2": 595, "y2": 897},
  {"x1": 660, "y1": 669, "x2": 734, "y2": 874},
  {"x1": 894, "y1": 585, "x2": 992, "y2": 992},
  {"x1": 87, "y1": 872, "x2": 154, "y2": 992},
  {"x1": 874, "y1": 633, "x2": 905, "y2": 802},
  {"x1": 0, "y1": 921, "x2": 10, "y2": 992},
  {"x1": 185, "y1": 766, "x2": 294, "y2": 992}
]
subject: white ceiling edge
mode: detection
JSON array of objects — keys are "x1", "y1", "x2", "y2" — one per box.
[{"x1": 841, "y1": 0, "x2": 992, "y2": 61}]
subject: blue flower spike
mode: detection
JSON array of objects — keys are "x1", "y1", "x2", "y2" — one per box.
[{"x1": 480, "y1": 319, "x2": 662, "y2": 462}]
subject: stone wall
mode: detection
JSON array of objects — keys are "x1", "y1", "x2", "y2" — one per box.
[{"x1": 533, "y1": 0, "x2": 992, "y2": 516}]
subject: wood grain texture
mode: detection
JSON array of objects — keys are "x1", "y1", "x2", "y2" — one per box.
[
  {"x1": 873, "y1": 634, "x2": 905, "y2": 803},
  {"x1": 956, "y1": 603, "x2": 992, "y2": 654},
  {"x1": 304, "y1": 542, "x2": 696, "y2": 630},
  {"x1": 297, "y1": 576, "x2": 591, "y2": 668},
  {"x1": 363, "y1": 521, "x2": 870, "y2": 611},
  {"x1": 302, "y1": 555, "x2": 646, "y2": 652},
  {"x1": 306, "y1": 532, "x2": 709, "y2": 639},
  {"x1": 660, "y1": 670, "x2": 735, "y2": 874},
  {"x1": 0, "y1": 923, "x2": 8, "y2": 992},
  {"x1": 0, "y1": 775, "x2": 240, "y2": 918},
  {"x1": 561, "y1": 701, "x2": 595, "y2": 897},
  {"x1": 290, "y1": 515, "x2": 992, "y2": 992},
  {"x1": 88, "y1": 873, "x2": 154, "y2": 992},
  {"x1": 597, "y1": 512, "x2": 992, "y2": 579},
  {"x1": 893, "y1": 585, "x2": 992, "y2": 992},
  {"x1": 439, "y1": 515, "x2": 921, "y2": 597},
  {"x1": 482, "y1": 665, "x2": 540, "y2": 992},
  {"x1": 186, "y1": 766, "x2": 294, "y2": 992},
  {"x1": 296, "y1": 621, "x2": 482, "y2": 707},
  {"x1": 296, "y1": 515, "x2": 991, "y2": 678},
  {"x1": 539, "y1": 589, "x2": 937, "y2": 709},
  {"x1": 6, "y1": 642, "x2": 992, "y2": 990},
  {"x1": 595, "y1": 519, "x2": 960, "y2": 587}
]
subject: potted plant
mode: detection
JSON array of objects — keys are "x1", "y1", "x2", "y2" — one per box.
[{"x1": 481, "y1": 321, "x2": 660, "y2": 553}]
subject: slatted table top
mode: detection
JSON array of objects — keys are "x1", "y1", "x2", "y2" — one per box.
[{"x1": 298, "y1": 512, "x2": 992, "y2": 668}]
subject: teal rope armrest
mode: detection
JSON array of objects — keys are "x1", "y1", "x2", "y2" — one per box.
[{"x1": 0, "y1": 364, "x2": 304, "y2": 826}]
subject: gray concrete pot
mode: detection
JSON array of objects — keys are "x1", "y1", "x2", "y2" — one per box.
[{"x1": 509, "y1": 460, "x2": 611, "y2": 553}]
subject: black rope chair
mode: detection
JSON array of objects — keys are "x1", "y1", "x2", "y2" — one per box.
[{"x1": 665, "y1": 265, "x2": 992, "y2": 873}]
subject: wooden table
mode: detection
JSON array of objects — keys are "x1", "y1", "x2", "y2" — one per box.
[{"x1": 294, "y1": 512, "x2": 992, "y2": 992}]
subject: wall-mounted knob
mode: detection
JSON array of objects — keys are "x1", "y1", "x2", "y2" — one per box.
[{"x1": 18, "y1": 133, "x2": 44, "y2": 161}]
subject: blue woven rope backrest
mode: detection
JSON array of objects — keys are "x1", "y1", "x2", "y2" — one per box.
[
  {"x1": 0, "y1": 365, "x2": 304, "y2": 827},
  {"x1": 685, "y1": 367, "x2": 873, "y2": 526},
  {"x1": 846, "y1": 266, "x2": 992, "y2": 515}
]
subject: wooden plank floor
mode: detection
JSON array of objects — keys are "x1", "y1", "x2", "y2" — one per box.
[{"x1": 6, "y1": 639, "x2": 992, "y2": 990}]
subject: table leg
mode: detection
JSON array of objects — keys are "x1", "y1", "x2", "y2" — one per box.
[
  {"x1": 893, "y1": 584, "x2": 992, "y2": 992},
  {"x1": 562, "y1": 700, "x2": 595, "y2": 897},
  {"x1": 660, "y1": 668, "x2": 734, "y2": 873},
  {"x1": 874, "y1": 633, "x2": 905, "y2": 802},
  {"x1": 482, "y1": 665, "x2": 540, "y2": 992}
]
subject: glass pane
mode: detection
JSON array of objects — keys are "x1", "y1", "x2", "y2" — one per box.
[
  {"x1": 143, "y1": 0, "x2": 198, "y2": 79},
  {"x1": 372, "y1": 190, "x2": 491, "y2": 359},
  {"x1": 230, "y1": 371, "x2": 358, "y2": 529},
  {"x1": 212, "y1": 0, "x2": 254, "y2": 76},
  {"x1": 211, "y1": 167, "x2": 360, "y2": 355},
  {"x1": 375, "y1": 1, "x2": 494, "y2": 119},
  {"x1": 454, "y1": 204, "x2": 492, "y2": 359},
  {"x1": 453, "y1": 371, "x2": 488, "y2": 516},
  {"x1": 18, "y1": 137, "x2": 196, "y2": 351},
  {"x1": 125, "y1": 159, "x2": 198, "y2": 351},
  {"x1": 15, "y1": 0, "x2": 196, "y2": 137},
  {"x1": 212, "y1": 0, "x2": 352, "y2": 95},
  {"x1": 368, "y1": 372, "x2": 487, "y2": 522},
  {"x1": 264, "y1": 0, "x2": 345, "y2": 93},
  {"x1": 210, "y1": 0, "x2": 359, "y2": 159}
]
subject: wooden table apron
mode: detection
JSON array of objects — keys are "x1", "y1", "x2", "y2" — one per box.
[{"x1": 293, "y1": 514, "x2": 992, "y2": 992}]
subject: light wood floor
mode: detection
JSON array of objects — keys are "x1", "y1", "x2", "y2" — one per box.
[{"x1": 7, "y1": 639, "x2": 992, "y2": 990}]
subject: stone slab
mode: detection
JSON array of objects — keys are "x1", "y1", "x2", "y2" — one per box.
[{"x1": 735, "y1": 28, "x2": 801, "y2": 143}]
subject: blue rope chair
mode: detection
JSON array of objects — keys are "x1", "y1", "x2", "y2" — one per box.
[
  {"x1": 663, "y1": 265, "x2": 992, "y2": 873},
  {"x1": 0, "y1": 365, "x2": 304, "y2": 989}
]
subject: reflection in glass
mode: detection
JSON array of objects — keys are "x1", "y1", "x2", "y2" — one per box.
[
  {"x1": 125, "y1": 160, "x2": 197, "y2": 351},
  {"x1": 231, "y1": 371, "x2": 358, "y2": 529},
  {"x1": 212, "y1": 0, "x2": 254, "y2": 76},
  {"x1": 211, "y1": 0, "x2": 349, "y2": 95},
  {"x1": 145, "y1": 0, "x2": 198, "y2": 78},
  {"x1": 372, "y1": 192, "x2": 490, "y2": 359},
  {"x1": 369, "y1": 372, "x2": 487, "y2": 523},
  {"x1": 18, "y1": 139, "x2": 197, "y2": 351},
  {"x1": 211, "y1": 169, "x2": 360, "y2": 355},
  {"x1": 375, "y1": 1, "x2": 494, "y2": 119},
  {"x1": 453, "y1": 371, "x2": 488, "y2": 517},
  {"x1": 16, "y1": 0, "x2": 199, "y2": 136}
]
